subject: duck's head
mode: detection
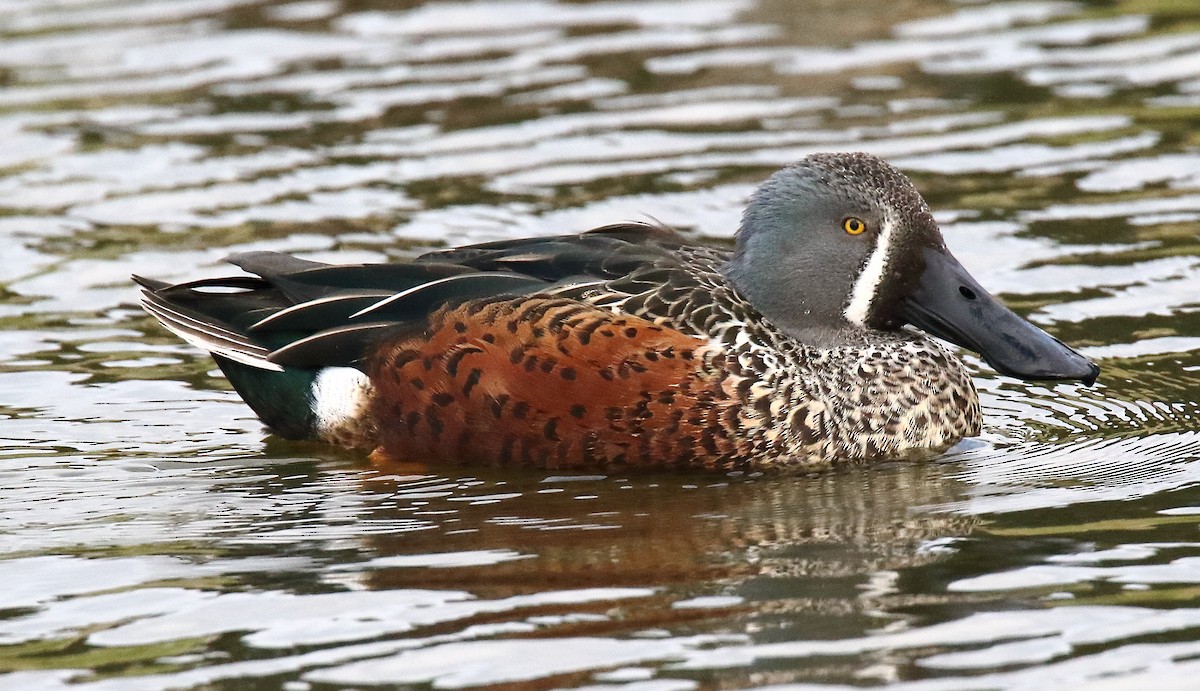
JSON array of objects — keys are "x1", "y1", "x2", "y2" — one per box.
[{"x1": 723, "y1": 152, "x2": 1099, "y2": 385}]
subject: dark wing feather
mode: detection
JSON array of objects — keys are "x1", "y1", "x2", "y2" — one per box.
[
  {"x1": 266, "y1": 323, "x2": 413, "y2": 368},
  {"x1": 137, "y1": 278, "x2": 281, "y2": 371},
  {"x1": 248, "y1": 291, "x2": 396, "y2": 332},
  {"x1": 228, "y1": 251, "x2": 478, "y2": 304},
  {"x1": 226, "y1": 251, "x2": 327, "y2": 278},
  {"x1": 416, "y1": 223, "x2": 687, "y2": 281},
  {"x1": 138, "y1": 223, "x2": 713, "y2": 373},
  {"x1": 350, "y1": 273, "x2": 545, "y2": 321}
]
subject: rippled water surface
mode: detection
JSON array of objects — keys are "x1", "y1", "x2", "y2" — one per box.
[{"x1": 2, "y1": 0, "x2": 1200, "y2": 688}]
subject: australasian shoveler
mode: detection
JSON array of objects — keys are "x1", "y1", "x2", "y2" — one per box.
[{"x1": 135, "y1": 152, "x2": 1099, "y2": 470}]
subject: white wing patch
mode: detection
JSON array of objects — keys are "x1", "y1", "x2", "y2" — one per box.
[{"x1": 843, "y1": 216, "x2": 896, "y2": 327}]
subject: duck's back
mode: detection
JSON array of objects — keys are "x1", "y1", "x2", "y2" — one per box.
[{"x1": 418, "y1": 224, "x2": 745, "y2": 340}]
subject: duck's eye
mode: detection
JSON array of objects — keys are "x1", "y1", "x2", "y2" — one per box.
[{"x1": 842, "y1": 217, "x2": 867, "y2": 235}]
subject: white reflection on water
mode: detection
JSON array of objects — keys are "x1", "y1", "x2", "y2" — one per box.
[
  {"x1": 304, "y1": 636, "x2": 698, "y2": 688},
  {"x1": 0, "y1": 555, "x2": 309, "y2": 614},
  {"x1": 951, "y1": 554, "x2": 1200, "y2": 592},
  {"x1": 89, "y1": 587, "x2": 652, "y2": 648},
  {"x1": 647, "y1": 14, "x2": 1148, "y2": 75}
]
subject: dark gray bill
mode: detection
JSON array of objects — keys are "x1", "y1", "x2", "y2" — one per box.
[{"x1": 899, "y1": 247, "x2": 1099, "y2": 385}]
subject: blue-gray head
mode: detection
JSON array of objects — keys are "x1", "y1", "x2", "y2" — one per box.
[{"x1": 722, "y1": 152, "x2": 1099, "y2": 384}]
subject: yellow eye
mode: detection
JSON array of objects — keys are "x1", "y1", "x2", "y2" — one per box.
[{"x1": 843, "y1": 217, "x2": 867, "y2": 235}]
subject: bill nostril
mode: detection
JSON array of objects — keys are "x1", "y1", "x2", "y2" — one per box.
[{"x1": 959, "y1": 286, "x2": 977, "y2": 300}]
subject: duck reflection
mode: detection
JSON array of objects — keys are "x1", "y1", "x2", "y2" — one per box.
[{"x1": 350, "y1": 459, "x2": 977, "y2": 619}]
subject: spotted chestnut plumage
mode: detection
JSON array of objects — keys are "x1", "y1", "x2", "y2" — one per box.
[{"x1": 137, "y1": 153, "x2": 1098, "y2": 471}]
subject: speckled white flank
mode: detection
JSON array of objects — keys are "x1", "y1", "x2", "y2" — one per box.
[{"x1": 844, "y1": 216, "x2": 896, "y2": 327}]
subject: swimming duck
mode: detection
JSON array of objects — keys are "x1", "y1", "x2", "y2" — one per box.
[{"x1": 136, "y1": 152, "x2": 1098, "y2": 470}]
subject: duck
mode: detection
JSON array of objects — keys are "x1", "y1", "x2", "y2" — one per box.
[{"x1": 135, "y1": 152, "x2": 1099, "y2": 470}]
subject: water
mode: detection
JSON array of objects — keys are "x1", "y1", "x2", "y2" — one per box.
[{"x1": 1, "y1": 0, "x2": 1199, "y2": 688}]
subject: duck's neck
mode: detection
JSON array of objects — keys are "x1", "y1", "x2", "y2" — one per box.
[{"x1": 721, "y1": 256, "x2": 869, "y2": 348}]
